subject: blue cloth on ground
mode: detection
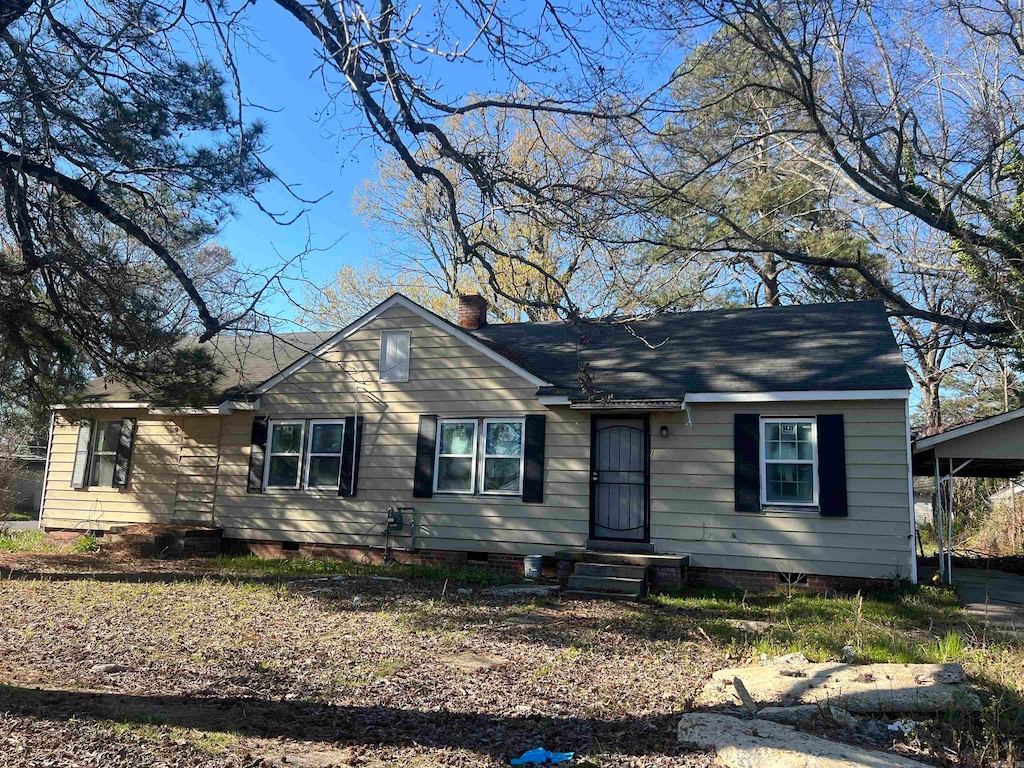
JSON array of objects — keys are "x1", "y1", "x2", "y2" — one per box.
[{"x1": 510, "y1": 747, "x2": 574, "y2": 765}]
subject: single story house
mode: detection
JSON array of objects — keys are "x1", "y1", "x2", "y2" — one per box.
[{"x1": 40, "y1": 294, "x2": 916, "y2": 591}]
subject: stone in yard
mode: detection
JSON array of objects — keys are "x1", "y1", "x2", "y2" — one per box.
[
  {"x1": 727, "y1": 619, "x2": 773, "y2": 634},
  {"x1": 757, "y1": 704, "x2": 858, "y2": 728},
  {"x1": 840, "y1": 645, "x2": 857, "y2": 664},
  {"x1": 678, "y1": 713, "x2": 933, "y2": 768},
  {"x1": 90, "y1": 663, "x2": 129, "y2": 674},
  {"x1": 696, "y1": 662, "x2": 980, "y2": 714},
  {"x1": 442, "y1": 652, "x2": 508, "y2": 673},
  {"x1": 486, "y1": 584, "x2": 559, "y2": 598}
]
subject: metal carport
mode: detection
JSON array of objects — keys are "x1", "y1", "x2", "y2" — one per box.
[{"x1": 912, "y1": 407, "x2": 1024, "y2": 584}]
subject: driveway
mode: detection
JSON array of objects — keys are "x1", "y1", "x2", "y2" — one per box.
[
  {"x1": 954, "y1": 568, "x2": 1024, "y2": 632},
  {"x1": 3, "y1": 520, "x2": 39, "y2": 531}
]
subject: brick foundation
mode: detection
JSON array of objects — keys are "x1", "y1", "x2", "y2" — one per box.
[
  {"x1": 230, "y1": 539, "x2": 558, "y2": 579},
  {"x1": 651, "y1": 564, "x2": 685, "y2": 592},
  {"x1": 687, "y1": 566, "x2": 894, "y2": 594}
]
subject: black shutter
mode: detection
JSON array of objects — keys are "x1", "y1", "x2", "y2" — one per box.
[
  {"x1": 734, "y1": 413, "x2": 760, "y2": 512},
  {"x1": 247, "y1": 416, "x2": 268, "y2": 493},
  {"x1": 70, "y1": 417, "x2": 94, "y2": 489},
  {"x1": 413, "y1": 415, "x2": 437, "y2": 498},
  {"x1": 522, "y1": 414, "x2": 546, "y2": 503},
  {"x1": 112, "y1": 417, "x2": 137, "y2": 488},
  {"x1": 339, "y1": 415, "x2": 364, "y2": 497},
  {"x1": 817, "y1": 414, "x2": 848, "y2": 517}
]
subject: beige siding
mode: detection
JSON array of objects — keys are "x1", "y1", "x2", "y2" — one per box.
[
  {"x1": 215, "y1": 304, "x2": 592, "y2": 553},
  {"x1": 42, "y1": 410, "x2": 182, "y2": 529},
  {"x1": 649, "y1": 401, "x2": 913, "y2": 580}
]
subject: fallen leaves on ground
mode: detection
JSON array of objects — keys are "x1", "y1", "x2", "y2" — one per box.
[{"x1": 0, "y1": 553, "x2": 721, "y2": 767}]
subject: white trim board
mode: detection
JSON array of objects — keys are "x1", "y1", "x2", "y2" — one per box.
[
  {"x1": 250, "y1": 293, "x2": 551, "y2": 395},
  {"x1": 904, "y1": 398, "x2": 919, "y2": 584},
  {"x1": 913, "y1": 405, "x2": 1024, "y2": 452},
  {"x1": 684, "y1": 390, "x2": 910, "y2": 403},
  {"x1": 52, "y1": 402, "x2": 150, "y2": 410},
  {"x1": 52, "y1": 400, "x2": 258, "y2": 415}
]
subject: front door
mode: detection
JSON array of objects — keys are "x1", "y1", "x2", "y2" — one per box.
[{"x1": 590, "y1": 417, "x2": 649, "y2": 541}]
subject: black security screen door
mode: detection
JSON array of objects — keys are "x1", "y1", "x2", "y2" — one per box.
[{"x1": 591, "y1": 417, "x2": 649, "y2": 541}]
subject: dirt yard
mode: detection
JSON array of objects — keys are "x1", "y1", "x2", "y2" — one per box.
[{"x1": 0, "y1": 546, "x2": 1021, "y2": 767}]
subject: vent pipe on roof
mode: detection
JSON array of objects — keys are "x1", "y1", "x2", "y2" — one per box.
[{"x1": 457, "y1": 294, "x2": 488, "y2": 330}]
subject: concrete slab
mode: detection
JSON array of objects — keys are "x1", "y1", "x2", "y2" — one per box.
[
  {"x1": 678, "y1": 713, "x2": 932, "y2": 768},
  {"x1": 697, "y1": 661, "x2": 981, "y2": 713},
  {"x1": 953, "y1": 569, "x2": 1024, "y2": 632}
]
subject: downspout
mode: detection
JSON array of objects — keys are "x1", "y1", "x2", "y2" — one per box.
[
  {"x1": 904, "y1": 399, "x2": 918, "y2": 584},
  {"x1": 36, "y1": 409, "x2": 55, "y2": 530}
]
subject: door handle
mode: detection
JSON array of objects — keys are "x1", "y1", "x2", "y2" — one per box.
[{"x1": 591, "y1": 471, "x2": 599, "y2": 483}]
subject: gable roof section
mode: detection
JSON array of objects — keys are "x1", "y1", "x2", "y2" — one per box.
[
  {"x1": 82, "y1": 331, "x2": 327, "y2": 406},
  {"x1": 250, "y1": 293, "x2": 551, "y2": 395},
  {"x1": 472, "y1": 300, "x2": 910, "y2": 401}
]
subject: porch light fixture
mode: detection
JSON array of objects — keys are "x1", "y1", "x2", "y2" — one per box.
[{"x1": 660, "y1": 425, "x2": 670, "y2": 438}]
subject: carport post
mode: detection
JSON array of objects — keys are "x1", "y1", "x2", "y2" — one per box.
[
  {"x1": 947, "y1": 458, "x2": 954, "y2": 584},
  {"x1": 934, "y1": 460, "x2": 944, "y2": 582}
]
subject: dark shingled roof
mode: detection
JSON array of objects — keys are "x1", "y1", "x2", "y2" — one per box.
[
  {"x1": 82, "y1": 299, "x2": 909, "y2": 405},
  {"x1": 471, "y1": 300, "x2": 910, "y2": 400},
  {"x1": 83, "y1": 331, "x2": 326, "y2": 404}
]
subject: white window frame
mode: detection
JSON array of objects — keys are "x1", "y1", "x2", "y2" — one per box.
[
  {"x1": 379, "y1": 329, "x2": 411, "y2": 383},
  {"x1": 303, "y1": 419, "x2": 346, "y2": 490},
  {"x1": 760, "y1": 417, "x2": 819, "y2": 507},
  {"x1": 479, "y1": 417, "x2": 525, "y2": 496},
  {"x1": 89, "y1": 419, "x2": 120, "y2": 487},
  {"x1": 263, "y1": 420, "x2": 306, "y2": 490},
  {"x1": 433, "y1": 417, "x2": 479, "y2": 495}
]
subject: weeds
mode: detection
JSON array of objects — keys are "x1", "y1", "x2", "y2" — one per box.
[
  {"x1": 0, "y1": 530, "x2": 54, "y2": 552},
  {"x1": 71, "y1": 533, "x2": 99, "y2": 553}
]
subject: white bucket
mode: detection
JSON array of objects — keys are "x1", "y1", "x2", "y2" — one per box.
[{"x1": 523, "y1": 554, "x2": 543, "y2": 579}]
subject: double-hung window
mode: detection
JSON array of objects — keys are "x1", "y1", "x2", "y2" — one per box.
[
  {"x1": 761, "y1": 418, "x2": 817, "y2": 506},
  {"x1": 481, "y1": 418, "x2": 524, "y2": 494},
  {"x1": 265, "y1": 421, "x2": 305, "y2": 489},
  {"x1": 305, "y1": 420, "x2": 346, "y2": 488},
  {"x1": 434, "y1": 417, "x2": 525, "y2": 495},
  {"x1": 89, "y1": 420, "x2": 121, "y2": 487},
  {"x1": 435, "y1": 419, "x2": 477, "y2": 493}
]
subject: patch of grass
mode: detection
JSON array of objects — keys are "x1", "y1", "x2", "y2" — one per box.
[
  {"x1": 102, "y1": 720, "x2": 239, "y2": 754},
  {"x1": 71, "y1": 532, "x2": 99, "y2": 553},
  {"x1": 211, "y1": 554, "x2": 518, "y2": 586},
  {"x1": 0, "y1": 529, "x2": 101, "y2": 554},
  {"x1": 650, "y1": 584, "x2": 964, "y2": 663},
  {"x1": 0, "y1": 530, "x2": 56, "y2": 552},
  {"x1": 333, "y1": 659, "x2": 411, "y2": 688}
]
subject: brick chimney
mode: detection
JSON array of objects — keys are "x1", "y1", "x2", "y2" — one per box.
[{"x1": 456, "y1": 294, "x2": 488, "y2": 330}]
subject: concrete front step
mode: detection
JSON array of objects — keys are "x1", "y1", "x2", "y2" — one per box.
[
  {"x1": 563, "y1": 589, "x2": 642, "y2": 602},
  {"x1": 567, "y1": 574, "x2": 645, "y2": 595},
  {"x1": 573, "y1": 562, "x2": 647, "y2": 580}
]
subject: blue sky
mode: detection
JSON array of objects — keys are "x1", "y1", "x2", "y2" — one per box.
[
  {"x1": 216, "y1": 2, "x2": 380, "y2": 317},
  {"x1": 212, "y1": 3, "x2": 666, "y2": 327}
]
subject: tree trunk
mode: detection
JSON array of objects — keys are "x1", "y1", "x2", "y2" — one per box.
[{"x1": 922, "y1": 379, "x2": 942, "y2": 432}]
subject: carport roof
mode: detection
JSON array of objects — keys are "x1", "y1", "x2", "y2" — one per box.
[{"x1": 913, "y1": 406, "x2": 1024, "y2": 478}]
